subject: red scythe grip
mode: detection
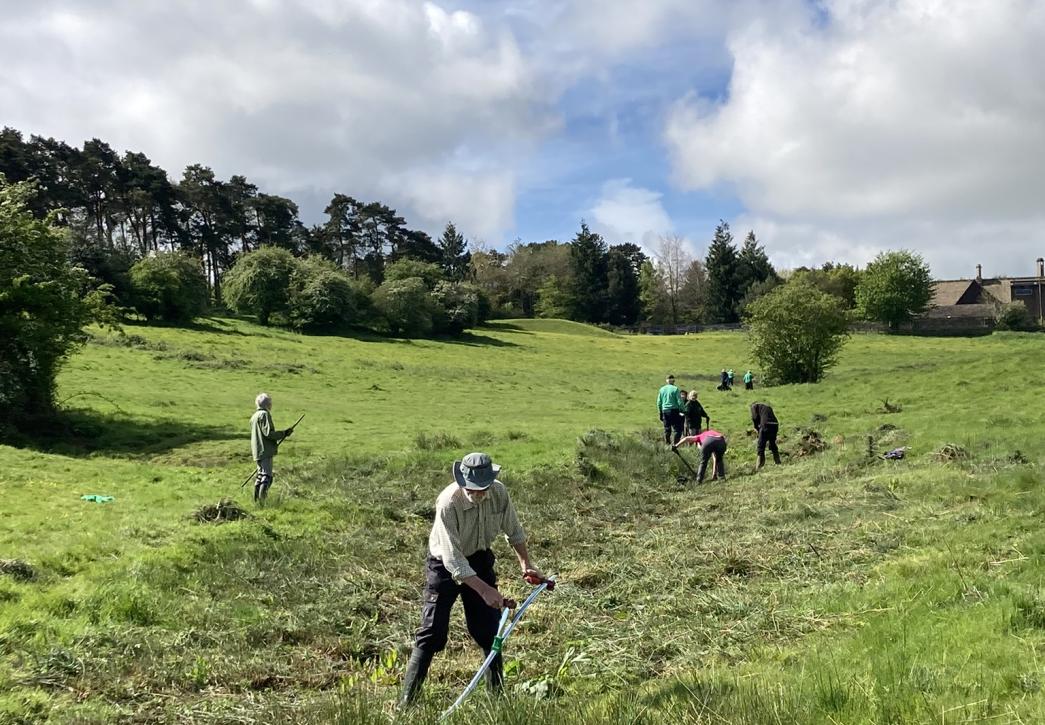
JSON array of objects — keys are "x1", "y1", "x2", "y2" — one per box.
[{"x1": 523, "y1": 573, "x2": 556, "y2": 590}]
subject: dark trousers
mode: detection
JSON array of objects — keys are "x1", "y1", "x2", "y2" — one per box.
[
  {"x1": 662, "y1": 410, "x2": 684, "y2": 445},
  {"x1": 414, "y1": 550, "x2": 500, "y2": 656},
  {"x1": 697, "y1": 436, "x2": 727, "y2": 482},
  {"x1": 745, "y1": 381, "x2": 753, "y2": 390},
  {"x1": 757, "y1": 425, "x2": 779, "y2": 457}
]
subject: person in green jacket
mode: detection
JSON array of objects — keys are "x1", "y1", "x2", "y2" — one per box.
[
  {"x1": 250, "y1": 392, "x2": 293, "y2": 503},
  {"x1": 657, "y1": 374, "x2": 686, "y2": 446},
  {"x1": 743, "y1": 370, "x2": 754, "y2": 390}
]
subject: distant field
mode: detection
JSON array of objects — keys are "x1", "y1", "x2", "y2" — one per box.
[{"x1": 2, "y1": 319, "x2": 1045, "y2": 723}]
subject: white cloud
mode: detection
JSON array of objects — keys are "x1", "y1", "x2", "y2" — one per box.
[
  {"x1": 0, "y1": 0, "x2": 556, "y2": 237},
  {"x1": 665, "y1": 0, "x2": 1045, "y2": 277},
  {"x1": 589, "y1": 178, "x2": 676, "y2": 251},
  {"x1": 382, "y1": 166, "x2": 516, "y2": 238}
]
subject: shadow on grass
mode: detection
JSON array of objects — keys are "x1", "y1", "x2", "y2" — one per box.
[
  {"x1": 121, "y1": 317, "x2": 250, "y2": 337},
  {"x1": 482, "y1": 321, "x2": 535, "y2": 334},
  {"x1": 7, "y1": 408, "x2": 240, "y2": 458}
]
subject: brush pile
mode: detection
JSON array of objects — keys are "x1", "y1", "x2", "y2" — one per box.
[
  {"x1": 194, "y1": 499, "x2": 250, "y2": 523},
  {"x1": 932, "y1": 443, "x2": 969, "y2": 462},
  {"x1": 795, "y1": 429, "x2": 827, "y2": 457},
  {"x1": 0, "y1": 559, "x2": 36, "y2": 581}
]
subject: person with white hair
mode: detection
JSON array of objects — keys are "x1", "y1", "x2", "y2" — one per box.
[{"x1": 249, "y1": 393, "x2": 292, "y2": 503}]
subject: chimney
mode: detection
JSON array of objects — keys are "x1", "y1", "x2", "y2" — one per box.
[
  {"x1": 1038, "y1": 258, "x2": 1044, "y2": 278},
  {"x1": 975, "y1": 264, "x2": 982, "y2": 282}
]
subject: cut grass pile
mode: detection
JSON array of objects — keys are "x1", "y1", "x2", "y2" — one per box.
[{"x1": 1, "y1": 319, "x2": 1045, "y2": 722}]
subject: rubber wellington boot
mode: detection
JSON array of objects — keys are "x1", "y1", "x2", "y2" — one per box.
[
  {"x1": 756, "y1": 452, "x2": 766, "y2": 470},
  {"x1": 484, "y1": 651, "x2": 504, "y2": 695},
  {"x1": 399, "y1": 648, "x2": 434, "y2": 707},
  {"x1": 773, "y1": 451, "x2": 782, "y2": 465}
]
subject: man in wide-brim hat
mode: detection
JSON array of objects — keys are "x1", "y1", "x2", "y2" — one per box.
[{"x1": 400, "y1": 452, "x2": 547, "y2": 706}]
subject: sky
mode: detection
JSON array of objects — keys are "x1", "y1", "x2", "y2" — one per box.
[{"x1": 3, "y1": 0, "x2": 1045, "y2": 279}]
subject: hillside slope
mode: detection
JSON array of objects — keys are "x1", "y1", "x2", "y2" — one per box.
[{"x1": 2, "y1": 321, "x2": 1044, "y2": 723}]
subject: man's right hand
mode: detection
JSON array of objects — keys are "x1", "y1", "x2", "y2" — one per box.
[
  {"x1": 480, "y1": 585, "x2": 509, "y2": 610},
  {"x1": 283, "y1": 428, "x2": 293, "y2": 438}
]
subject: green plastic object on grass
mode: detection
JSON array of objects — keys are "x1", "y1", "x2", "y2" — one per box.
[{"x1": 80, "y1": 495, "x2": 114, "y2": 503}]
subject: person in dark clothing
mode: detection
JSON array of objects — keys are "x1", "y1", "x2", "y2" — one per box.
[
  {"x1": 684, "y1": 391, "x2": 710, "y2": 436},
  {"x1": 674, "y1": 429, "x2": 727, "y2": 483},
  {"x1": 750, "y1": 402, "x2": 781, "y2": 469},
  {"x1": 718, "y1": 369, "x2": 730, "y2": 391}
]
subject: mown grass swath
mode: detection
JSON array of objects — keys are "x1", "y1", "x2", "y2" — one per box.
[{"x1": 2, "y1": 319, "x2": 1045, "y2": 722}]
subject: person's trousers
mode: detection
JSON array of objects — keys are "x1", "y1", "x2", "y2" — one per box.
[
  {"x1": 662, "y1": 410, "x2": 684, "y2": 445},
  {"x1": 745, "y1": 381, "x2": 753, "y2": 390},
  {"x1": 697, "y1": 436, "x2": 727, "y2": 482},
  {"x1": 757, "y1": 425, "x2": 779, "y2": 459},
  {"x1": 254, "y1": 457, "x2": 273, "y2": 501},
  {"x1": 409, "y1": 550, "x2": 503, "y2": 695}
]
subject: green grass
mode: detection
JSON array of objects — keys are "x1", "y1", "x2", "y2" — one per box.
[{"x1": 2, "y1": 319, "x2": 1045, "y2": 723}]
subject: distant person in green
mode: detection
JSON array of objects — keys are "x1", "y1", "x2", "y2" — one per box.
[
  {"x1": 684, "y1": 390, "x2": 710, "y2": 436},
  {"x1": 727, "y1": 369, "x2": 735, "y2": 388},
  {"x1": 250, "y1": 393, "x2": 293, "y2": 504},
  {"x1": 743, "y1": 370, "x2": 754, "y2": 390},
  {"x1": 657, "y1": 374, "x2": 686, "y2": 446}
]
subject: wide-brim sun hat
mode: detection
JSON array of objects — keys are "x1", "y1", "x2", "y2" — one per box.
[{"x1": 452, "y1": 451, "x2": 501, "y2": 491}]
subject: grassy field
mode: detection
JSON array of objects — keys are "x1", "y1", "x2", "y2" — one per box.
[{"x1": 2, "y1": 318, "x2": 1045, "y2": 723}]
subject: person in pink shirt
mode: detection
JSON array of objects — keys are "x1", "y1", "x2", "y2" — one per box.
[{"x1": 673, "y1": 429, "x2": 727, "y2": 483}]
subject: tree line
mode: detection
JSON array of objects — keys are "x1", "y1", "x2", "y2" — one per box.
[{"x1": 0, "y1": 126, "x2": 803, "y2": 330}]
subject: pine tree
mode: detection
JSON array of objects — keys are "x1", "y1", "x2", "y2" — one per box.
[
  {"x1": 605, "y1": 243, "x2": 645, "y2": 325},
  {"x1": 736, "y1": 231, "x2": 777, "y2": 297},
  {"x1": 438, "y1": 221, "x2": 470, "y2": 280},
  {"x1": 704, "y1": 220, "x2": 741, "y2": 323},
  {"x1": 566, "y1": 222, "x2": 608, "y2": 323}
]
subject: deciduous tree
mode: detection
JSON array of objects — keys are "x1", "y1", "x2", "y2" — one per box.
[
  {"x1": 746, "y1": 281, "x2": 849, "y2": 384},
  {"x1": 856, "y1": 251, "x2": 933, "y2": 330}
]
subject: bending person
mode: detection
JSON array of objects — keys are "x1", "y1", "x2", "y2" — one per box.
[
  {"x1": 674, "y1": 429, "x2": 728, "y2": 483},
  {"x1": 400, "y1": 452, "x2": 546, "y2": 706}
]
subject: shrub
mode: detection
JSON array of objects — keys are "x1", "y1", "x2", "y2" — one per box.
[
  {"x1": 288, "y1": 257, "x2": 364, "y2": 331},
  {"x1": 431, "y1": 281, "x2": 480, "y2": 334},
  {"x1": 383, "y1": 259, "x2": 445, "y2": 289},
  {"x1": 128, "y1": 252, "x2": 209, "y2": 323},
  {"x1": 995, "y1": 303, "x2": 1036, "y2": 332},
  {"x1": 745, "y1": 280, "x2": 850, "y2": 384},
  {"x1": 372, "y1": 277, "x2": 434, "y2": 336},
  {"x1": 0, "y1": 178, "x2": 112, "y2": 419},
  {"x1": 223, "y1": 246, "x2": 298, "y2": 325},
  {"x1": 70, "y1": 237, "x2": 136, "y2": 307}
]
